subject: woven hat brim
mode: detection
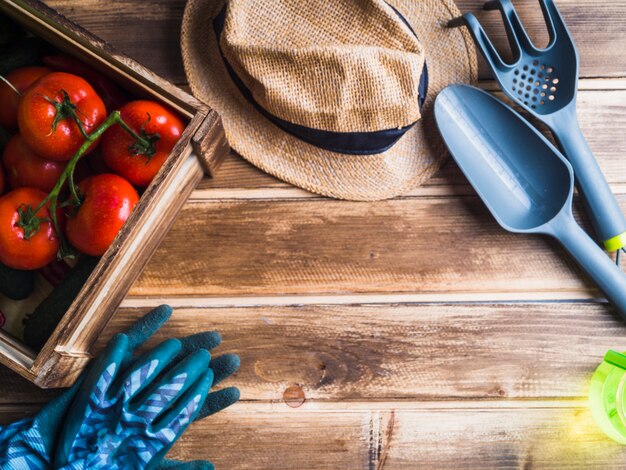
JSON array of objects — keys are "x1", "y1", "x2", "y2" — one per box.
[{"x1": 181, "y1": 0, "x2": 478, "y2": 201}]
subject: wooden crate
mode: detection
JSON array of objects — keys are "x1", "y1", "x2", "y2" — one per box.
[{"x1": 0, "y1": 0, "x2": 229, "y2": 388}]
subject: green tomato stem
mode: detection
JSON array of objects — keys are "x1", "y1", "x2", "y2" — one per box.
[
  {"x1": 28, "y1": 110, "x2": 141, "y2": 259},
  {"x1": 115, "y1": 115, "x2": 144, "y2": 142},
  {"x1": 19, "y1": 84, "x2": 160, "y2": 260},
  {"x1": 34, "y1": 110, "x2": 123, "y2": 210}
]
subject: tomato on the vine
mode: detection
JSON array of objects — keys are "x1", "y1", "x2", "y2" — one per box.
[
  {"x1": 42, "y1": 54, "x2": 128, "y2": 111},
  {"x1": 3, "y1": 135, "x2": 67, "y2": 192},
  {"x1": 0, "y1": 66, "x2": 51, "y2": 130},
  {"x1": 102, "y1": 100, "x2": 184, "y2": 187},
  {"x1": 0, "y1": 187, "x2": 61, "y2": 270},
  {"x1": 17, "y1": 72, "x2": 107, "y2": 161},
  {"x1": 66, "y1": 174, "x2": 139, "y2": 256}
]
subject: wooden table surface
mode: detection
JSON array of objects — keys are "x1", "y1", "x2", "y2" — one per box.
[{"x1": 3, "y1": 0, "x2": 626, "y2": 468}]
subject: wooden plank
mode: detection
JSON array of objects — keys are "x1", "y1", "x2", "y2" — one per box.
[
  {"x1": 122, "y1": 291, "x2": 605, "y2": 306},
  {"x1": 1, "y1": 302, "x2": 619, "y2": 404},
  {"x1": 170, "y1": 403, "x2": 626, "y2": 469},
  {"x1": 126, "y1": 194, "x2": 619, "y2": 298},
  {"x1": 43, "y1": 0, "x2": 188, "y2": 84},
  {"x1": 99, "y1": 303, "x2": 626, "y2": 402},
  {"x1": 1, "y1": 401, "x2": 625, "y2": 469},
  {"x1": 44, "y1": 0, "x2": 626, "y2": 84}
]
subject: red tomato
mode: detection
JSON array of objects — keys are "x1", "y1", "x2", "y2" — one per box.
[
  {"x1": 42, "y1": 54, "x2": 128, "y2": 111},
  {"x1": 102, "y1": 100, "x2": 184, "y2": 187},
  {"x1": 0, "y1": 66, "x2": 51, "y2": 130},
  {"x1": 3, "y1": 134, "x2": 67, "y2": 192},
  {"x1": 0, "y1": 188, "x2": 60, "y2": 270},
  {"x1": 17, "y1": 72, "x2": 107, "y2": 161},
  {"x1": 66, "y1": 174, "x2": 139, "y2": 256}
]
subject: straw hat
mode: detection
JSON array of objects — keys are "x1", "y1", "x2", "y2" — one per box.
[{"x1": 181, "y1": 0, "x2": 477, "y2": 200}]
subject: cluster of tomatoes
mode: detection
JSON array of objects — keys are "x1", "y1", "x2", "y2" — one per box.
[{"x1": 0, "y1": 57, "x2": 185, "y2": 271}]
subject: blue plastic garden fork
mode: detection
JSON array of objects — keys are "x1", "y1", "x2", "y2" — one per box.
[{"x1": 448, "y1": 0, "x2": 626, "y2": 253}]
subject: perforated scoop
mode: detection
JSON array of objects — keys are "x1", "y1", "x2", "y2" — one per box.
[
  {"x1": 449, "y1": 0, "x2": 626, "y2": 250},
  {"x1": 435, "y1": 85, "x2": 626, "y2": 320}
]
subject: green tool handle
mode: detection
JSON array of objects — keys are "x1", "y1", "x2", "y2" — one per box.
[
  {"x1": 551, "y1": 211, "x2": 626, "y2": 319},
  {"x1": 548, "y1": 105, "x2": 626, "y2": 250}
]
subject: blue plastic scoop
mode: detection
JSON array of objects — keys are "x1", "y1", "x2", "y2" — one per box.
[
  {"x1": 434, "y1": 85, "x2": 626, "y2": 319},
  {"x1": 448, "y1": 0, "x2": 626, "y2": 251}
]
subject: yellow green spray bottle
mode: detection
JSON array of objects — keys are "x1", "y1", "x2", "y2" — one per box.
[{"x1": 589, "y1": 350, "x2": 626, "y2": 443}]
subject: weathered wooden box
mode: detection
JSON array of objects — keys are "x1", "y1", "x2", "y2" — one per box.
[{"x1": 0, "y1": 0, "x2": 228, "y2": 388}]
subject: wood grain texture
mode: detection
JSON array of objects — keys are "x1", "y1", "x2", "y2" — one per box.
[
  {"x1": 43, "y1": 0, "x2": 626, "y2": 84},
  {"x1": 0, "y1": 2, "x2": 620, "y2": 468},
  {"x1": 171, "y1": 403, "x2": 626, "y2": 470},
  {"x1": 2, "y1": 401, "x2": 626, "y2": 469},
  {"x1": 172, "y1": 404, "x2": 577, "y2": 470},
  {"x1": 2, "y1": 301, "x2": 621, "y2": 405},
  {"x1": 101, "y1": 303, "x2": 624, "y2": 402},
  {"x1": 43, "y1": 0, "x2": 188, "y2": 83},
  {"x1": 125, "y1": 196, "x2": 620, "y2": 299},
  {"x1": 192, "y1": 110, "x2": 230, "y2": 177}
]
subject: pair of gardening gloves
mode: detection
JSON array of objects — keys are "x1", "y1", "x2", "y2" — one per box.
[{"x1": 0, "y1": 305, "x2": 240, "y2": 469}]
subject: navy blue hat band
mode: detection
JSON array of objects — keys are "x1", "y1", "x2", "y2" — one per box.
[{"x1": 213, "y1": 5, "x2": 428, "y2": 155}]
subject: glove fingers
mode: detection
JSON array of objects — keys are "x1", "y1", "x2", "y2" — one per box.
[
  {"x1": 84, "y1": 333, "x2": 129, "y2": 398},
  {"x1": 132, "y1": 349, "x2": 212, "y2": 424},
  {"x1": 55, "y1": 333, "x2": 129, "y2": 466},
  {"x1": 177, "y1": 331, "x2": 221, "y2": 360},
  {"x1": 209, "y1": 353, "x2": 240, "y2": 385},
  {"x1": 196, "y1": 386, "x2": 240, "y2": 421},
  {"x1": 151, "y1": 368, "x2": 213, "y2": 434},
  {"x1": 120, "y1": 305, "x2": 173, "y2": 370},
  {"x1": 124, "y1": 305, "x2": 173, "y2": 353},
  {"x1": 112, "y1": 338, "x2": 182, "y2": 402}
]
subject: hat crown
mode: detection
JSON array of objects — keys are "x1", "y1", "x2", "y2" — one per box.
[{"x1": 220, "y1": 0, "x2": 426, "y2": 133}]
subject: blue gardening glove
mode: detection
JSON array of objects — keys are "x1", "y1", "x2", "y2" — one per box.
[
  {"x1": 0, "y1": 380, "x2": 80, "y2": 469},
  {"x1": 155, "y1": 349, "x2": 240, "y2": 470},
  {"x1": 55, "y1": 306, "x2": 241, "y2": 470},
  {"x1": 0, "y1": 305, "x2": 240, "y2": 470},
  {"x1": 0, "y1": 305, "x2": 175, "y2": 470},
  {"x1": 54, "y1": 334, "x2": 213, "y2": 469},
  {"x1": 154, "y1": 337, "x2": 240, "y2": 470}
]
